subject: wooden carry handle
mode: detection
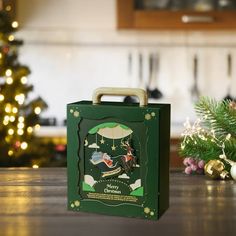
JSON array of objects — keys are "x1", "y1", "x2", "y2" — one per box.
[{"x1": 92, "y1": 87, "x2": 148, "y2": 107}]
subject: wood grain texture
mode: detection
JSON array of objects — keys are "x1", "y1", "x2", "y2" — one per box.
[
  {"x1": 0, "y1": 168, "x2": 236, "y2": 236},
  {"x1": 117, "y1": 0, "x2": 134, "y2": 29}
]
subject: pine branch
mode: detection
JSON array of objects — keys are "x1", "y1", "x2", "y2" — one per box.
[
  {"x1": 195, "y1": 97, "x2": 236, "y2": 138},
  {"x1": 180, "y1": 134, "x2": 221, "y2": 162},
  {"x1": 224, "y1": 138, "x2": 236, "y2": 162},
  {"x1": 179, "y1": 135, "x2": 236, "y2": 163}
]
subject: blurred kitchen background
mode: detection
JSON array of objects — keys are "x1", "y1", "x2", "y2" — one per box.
[{"x1": 1, "y1": 0, "x2": 236, "y2": 167}]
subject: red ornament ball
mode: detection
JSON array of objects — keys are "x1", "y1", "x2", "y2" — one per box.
[
  {"x1": 2, "y1": 45, "x2": 9, "y2": 54},
  {"x1": 14, "y1": 141, "x2": 21, "y2": 149}
]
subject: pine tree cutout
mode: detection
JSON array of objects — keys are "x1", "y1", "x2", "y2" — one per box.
[{"x1": 0, "y1": 11, "x2": 47, "y2": 164}]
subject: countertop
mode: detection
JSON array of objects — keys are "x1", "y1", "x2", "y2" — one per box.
[{"x1": 0, "y1": 168, "x2": 235, "y2": 236}]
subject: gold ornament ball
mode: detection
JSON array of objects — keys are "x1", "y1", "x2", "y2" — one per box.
[{"x1": 204, "y1": 160, "x2": 229, "y2": 180}]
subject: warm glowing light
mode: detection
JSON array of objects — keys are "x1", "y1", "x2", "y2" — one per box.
[
  {"x1": 0, "y1": 94, "x2": 4, "y2": 101},
  {"x1": 21, "y1": 142, "x2": 28, "y2": 150},
  {"x1": 5, "y1": 69, "x2": 12, "y2": 76},
  {"x1": 21, "y1": 76, "x2": 27, "y2": 84},
  {"x1": 3, "y1": 120, "x2": 9, "y2": 126},
  {"x1": 5, "y1": 5, "x2": 12, "y2": 11},
  {"x1": 10, "y1": 116, "x2": 15, "y2": 122},
  {"x1": 4, "y1": 116, "x2": 10, "y2": 121},
  {"x1": 8, "y1": 35, "x2": 14, "y2": 41},
  {"x1": 12, "y1": 107, "x2": 18, "y2": 113},
  {"x1": 17, "y1": 123, "x2": 24, "y2": 129},
  {"x1": 6, "y1": 77, "x2": 13, "y2": 84},
  {"x1": 27, "y1": 127, "x2": 33, "y2": 133},
  {"x1": 17, "y1": 129, "x2": 24, "y2": 135},
  {"x1": 32, "y1": 164, "x2": 39, "y2": 169},
  {"x1": 34, "y1": 106, "x2": 41, "y2": 115},
  {"x1": 15, "y1": 94, "x2": 25, "y2": 105},
  {"x1": 18, "y1": 116, "x2": 24, "y2": 122},
  {"x1": 34, "y1": 124, "x2": 41, "y2": 130},
  {"x1": 8, "y1": 129, "x2": 14, "y2": 135},
  {"x1": 5, "y1": 137, "x2": 10, "y2": 142},
  {"x1": 0, "y1": 53, "x2": 2, "y2": 58},
  {"x1": 8, "y1": 150, "x2": 14, "y2": 156},
  {"x1": 12, "y1": 21, "x2": 19, "y2": 28},
  {"x1": 5, "y1": 104, "x2": 11, "y2": 113}
]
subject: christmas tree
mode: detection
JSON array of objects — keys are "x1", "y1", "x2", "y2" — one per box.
[
  {"x1": 0, "y1": 11, "x2": 47, "y2": 166},
  {"x1": 180, "y1": 97, "x2": 236, "y2": 171}
]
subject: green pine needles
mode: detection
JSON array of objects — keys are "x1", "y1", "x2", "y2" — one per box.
[
  {"x1": 195, "y1": 97, "x2": 236, "y2": 138},
  {"x1": 180, "y1": 97, "x2": 236, "y2": 163}
]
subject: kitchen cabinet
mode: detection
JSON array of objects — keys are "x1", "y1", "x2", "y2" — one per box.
[{"x1": 117, "y1": 0, "x2": 236, "y2": 30}]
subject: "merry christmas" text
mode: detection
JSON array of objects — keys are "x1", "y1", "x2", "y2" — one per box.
[{"x1": 104, "y1": 183, "x2": 121, "y2": 194}]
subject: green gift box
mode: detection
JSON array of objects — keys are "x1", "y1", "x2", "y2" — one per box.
[{"x1": 67, "y1": 87, "x2": 170, "y2": 220}]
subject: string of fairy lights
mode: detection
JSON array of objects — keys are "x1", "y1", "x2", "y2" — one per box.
[
  {"x1": 0, "y1": 9, "x2": 42, "y2": 158},
  {"x1": 0, "y1": 66, "x2": 42, "y2": 156},
  {"x1": 180, "y1": 109, "x2": 236, "y2": 180}
]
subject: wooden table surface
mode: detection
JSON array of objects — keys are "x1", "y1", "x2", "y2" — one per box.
[{"x1": 0, "y1": 168, "x2": 235, "y2": 236}]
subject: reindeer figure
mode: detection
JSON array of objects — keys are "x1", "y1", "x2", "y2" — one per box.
[{"x1": 121, "y1": 140, "x2": 136, "y2": 173}]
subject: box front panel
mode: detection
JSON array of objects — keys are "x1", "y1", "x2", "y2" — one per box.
[{"x1": 67, "y1": 102, "x2": 161, "y2": 219}]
